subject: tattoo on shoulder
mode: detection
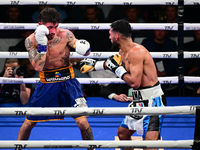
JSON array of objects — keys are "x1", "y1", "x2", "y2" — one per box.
[
  {"x1": 48, "y1": 37, "x2": 62, "y2": 48},
  {"x1": 125, "y1": 57, "x2": 128, "y2": 61},
  {"x1": 66, "y1": 30, "x2": 75, "y2": 42}
]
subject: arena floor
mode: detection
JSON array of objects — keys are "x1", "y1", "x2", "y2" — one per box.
[{"x1": 0, "y1": 97, "x2": 198, "y2": 150}]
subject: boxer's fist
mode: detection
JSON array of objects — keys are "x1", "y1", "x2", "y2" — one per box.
[
  {"x1": 79, "y1": 58, "x2": 97, "y2": 73},
  {"x1": 74, "y1": 40, "x2": 91, "y2": 56},
  {"x1": 35, "y1": 25, "x2": 49, "y2": 45},
  {"x1": 105, "y1": 54, "x2": 122, "y2": 72},
  {"x1": 105, "y1": 54, "x2": 127, "y2": 79},
  {"x1": 35, "y1": 25, "x2": 49, "y2": 54}
]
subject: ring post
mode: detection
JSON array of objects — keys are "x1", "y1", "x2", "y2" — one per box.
[{"x1": 192, "y1": 106, "x2": 200, "y2": 150}]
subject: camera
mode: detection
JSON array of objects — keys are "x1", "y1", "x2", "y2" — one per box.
[{"x1": 12, "y1": 66, "x2": 28, "y2": 77}]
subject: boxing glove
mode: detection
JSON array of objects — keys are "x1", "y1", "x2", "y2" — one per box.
[
  {"x1": 73, "y1": 39, "x2": 91, "y2": 56},
  {"x1": 79, "y1": 58, "x2": 105, "y2": 73},
  {"x1": 105, "y1": 54, "x2": 127, "y2": 79},
  {"x1": 35, "y1": 25, "x2": 49, "y2": 54}
]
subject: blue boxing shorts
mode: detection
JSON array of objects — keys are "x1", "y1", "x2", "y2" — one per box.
[
  {"x1": 26, "y1": 65, "x2": 88, "y2": 122},
  {"x1": 120, "y1": 82, "x2": 166, "y2": 140}
]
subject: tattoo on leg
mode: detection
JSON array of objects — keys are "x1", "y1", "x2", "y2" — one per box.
[{"x1": 81, "y1": 126, "x2": 93, "y2": 140}]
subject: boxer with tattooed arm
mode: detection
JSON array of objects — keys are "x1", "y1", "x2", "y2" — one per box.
[{"x1": 17, "y1": 7, "x2": 93, "y2": 146}]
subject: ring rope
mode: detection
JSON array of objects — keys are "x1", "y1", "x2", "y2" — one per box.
[
  {"x1": 0, "y1": 106, "x2": 196, "y2": 116},
  {"x1": 1, "y1": 76, "x2": 200, "y2": 84},
  {"x1": 1, "y1": 51, "x2": 199, "y2": 59},
  {"x1": 0, "y1": 0, "x2": 178, "y2": 5},
  {"x1": 0, "y1": 76, "x2": 179, "y2": 84},
  {"x1": 0, "y1": 140, "x2": 193, "y2": 149},
  {"x1": 0, "y1": 23, "x2": 178, "y2": 30},
  {"x1": 1, "y1": 23, "x2": 200, "y2": 30},
  {"x1": 1, "y1": 51, "x2": 200, "y2": 59}
]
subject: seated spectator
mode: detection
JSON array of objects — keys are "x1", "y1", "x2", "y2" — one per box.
[
  {"x1": 74, "y1": 5, "x2": 111, "y2": 51},
  {"x1": 80, "y1": 5, "x2": 105, "y2": 23},
  {"x1": 99, "y1": 84, "x2": 133, "y2": 102},
  {"x1": 141, "y1": 30, "x2": 178, "y2": 96},
  {"x1": 4, "y1": 5, "x2": 23, "y2": 23},
  {"x1": 8, "y1": 30, "x2": 39, "y2": 79},
  {"x1": 146, "y1": 5, "x2": 167, "y2": 23},
  {"x1": 184, "y1": 30, "x2": 200, "y2": 96},
  {"x1": 106, "y1": 6, "x2": 126, "y2": 22},
  {"x1": 0, "y1": 58, "x2": 32, "y2": 106},
  {"x1": 66, "y1": 5, "x2": 105, "y2": 23},
  {"x1": 124, "y1": 5, "x2": 146, "y2": 23},
  {"x1": 123, "y1": 5, "x2": 149, "y2": 41},
  {"x1": 164, "y1": 5, "x2": 178, "y2": 23},
  {"x1": 0, "y1": 6, "x2": 29, "y2": 38}
]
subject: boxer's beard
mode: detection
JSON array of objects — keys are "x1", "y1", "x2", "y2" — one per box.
[{"x1": 111, "y1": 42, "x2": 120, "y2": 51}]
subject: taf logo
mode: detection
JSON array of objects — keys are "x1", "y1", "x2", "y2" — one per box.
[{"x1": 55, "y1": 72, "x2": 61, "y2": 77}]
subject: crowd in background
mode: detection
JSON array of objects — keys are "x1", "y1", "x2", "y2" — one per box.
[{"x1": 0, "y1": 5, "x2": 200, "y2": 98}]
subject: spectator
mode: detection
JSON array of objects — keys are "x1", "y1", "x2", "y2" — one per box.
[
  {"x1": 66, "y1": 5, "x2": 105, "y2": 23},
  {"x1": 123, "y1": 5, "x2": 147, "y2": 40},
  {"x1": 184, "y1": 30, "x2": 200, "y2": 96},
  {"x1": 141, "y1": 30, "x2": 178, "y2": 96},
  {"x1": 146, "y1": 5, "x2": 167, "y2": 23},
  {"x1": 8, "y1": 30, "x2": 39, "y2": 79},
  {"x1": 74, "y1": 5, "x2": 111, "y2": 51},
  {"x1": 0, "y1": 58, "x2": 32, "y2": 106},
  {"x1": 124, "y1": 5, "x2": 146, "y2": 23},
  {"x1": 106, "y1": 6, "x2": 126, "y2": 22},
  {"x1": 164, "y1": 5, "x2": 178, "y2": 23},
  {"x1": 3, "y1": 5, "x2": 25, "y2": 23},
  {"x1": 99, "y1": 84, "x2": 133, "y2": 102},
  {"x1": 0, "y1": 6, "x2": 27, "y2": 38}
]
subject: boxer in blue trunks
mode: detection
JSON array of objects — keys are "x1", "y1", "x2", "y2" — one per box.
[
  {"x1": 17, "y1": 7, "x2": 94, "y2": 144},
  {"x1": 80, "y1": 19, "x2": 166, "y2": 150}
]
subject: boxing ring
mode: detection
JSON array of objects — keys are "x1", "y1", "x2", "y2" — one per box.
[{"x1": 0, "y1": 0, "x2": 200, "y2": 149}]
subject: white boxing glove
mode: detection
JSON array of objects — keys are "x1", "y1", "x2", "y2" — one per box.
[
  {"x1": 35, "y1": 25, "x2": 49, "y2": 54},
  {"x1": 74, "y1": 39, "x2": 91, "y2": 56}
]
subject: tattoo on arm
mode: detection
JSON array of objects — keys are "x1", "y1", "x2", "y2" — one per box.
[
  {"x1": 81, "y1": 126, "x2": 93, "y2": 140},
  {"x1": 66, "y1": 30, "x2": 75, "y2": 42},
  {"x1": 25, "y1": 37, "x2": 45, "y2": 65}
]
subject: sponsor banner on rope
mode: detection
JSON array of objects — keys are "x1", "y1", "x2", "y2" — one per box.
[
  {"x1": 2, "y1": 79, "x2": 23, "y2": 83},
  {"x1": 44, "y1": 145, "x2": 73, "y2": 148},
  {"x1": 59, "y1": 26, "x2": 79, "y2": 30},
  {"x1": 185, "y1": 26, "x2": 200, "y2": 30},
  {"x1": 3, "y1": 25, "x2": 25, "y2": 29}
]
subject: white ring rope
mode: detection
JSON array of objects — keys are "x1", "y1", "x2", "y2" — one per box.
[
  {"x1": 0, "y1": 76, "x2": 179, "y2": 84},
  {"x1": 0, "y1": 0, "x2": 178, "y2": 5},
  {"x1": 1, "y1": 0, "x2": 198, "y2": 5},
  {"x1": 0, "y1": 140, "x2": 193, "y2": 149},
  {"x1": 1, "y1": 51, "x2": 199, "y2": 59},
  {"x1": 0, "y1": 23, "x2": 178, "y2": 30},
  {"x1": 0, "y1": 106, "x2": 196, "y2": 116},
  {"x1": 1, "y1": 76, "x2": 200, "y2": 84},
  {"x1": 0, "y1": 51, "x2": 179, "y2": 59},
  {"x1": 1, "y1": 23, "x2": 200, "y2": 30}
]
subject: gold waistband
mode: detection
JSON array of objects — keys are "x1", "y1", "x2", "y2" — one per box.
[{"x1": 39, "y1": 64, "x2": 75, "y2": 83}]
